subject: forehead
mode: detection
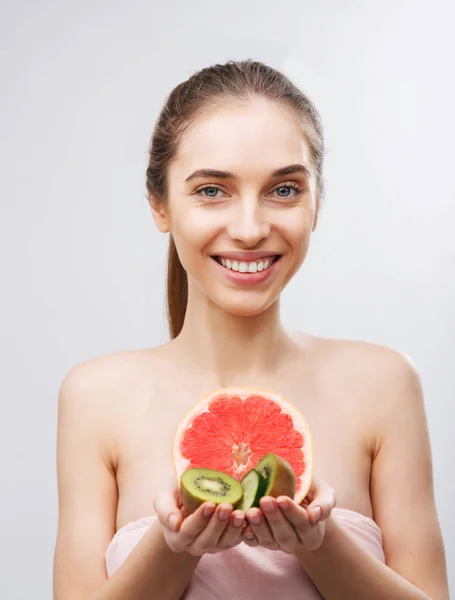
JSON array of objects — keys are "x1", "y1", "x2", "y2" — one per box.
[{"x1": 171, "y1": 98, "x2": 313, "y2": 179}]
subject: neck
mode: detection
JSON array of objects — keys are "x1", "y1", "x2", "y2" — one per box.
[{"x1": 171, "y1": 287, "x2": 299, "y2": 386}]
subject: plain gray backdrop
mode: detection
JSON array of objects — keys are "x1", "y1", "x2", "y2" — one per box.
[{"x1": 1, "y1": 0, "x2": 454, "y2": 597}]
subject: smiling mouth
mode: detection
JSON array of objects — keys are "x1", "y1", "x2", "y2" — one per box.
[{"x1": 212, "y1": 255, "x2": 281, "y2": 273}]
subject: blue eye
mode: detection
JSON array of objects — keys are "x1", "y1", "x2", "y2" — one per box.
[
  {"x1": 197, "y1": 186, "x2": 222, "y2": 199},
  {"x1": 276, "y1": 186, "x2": 292, "y2": 197},
  {"x1": 273, "y1": 183, "x2": 304, "y2": 198}
]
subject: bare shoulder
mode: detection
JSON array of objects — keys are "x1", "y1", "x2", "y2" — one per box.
[
  {"x1": 308, "y1": 334, "x2": 421, "y2": 397},
  {"x1": 309, "y1": 333, "x2": 417, "y2": 373},
  {"x1": 320, "y1": 337, "x2": 424, "y2": 432},
  {"x1": 298, "y1": 333, "x2": 424, "y2": 447},
  {"x1": 59, "y1": 347, "x2": 166, "y2": 406},
  {"x1": 60, "y1": 348, "x2": 162, "y2": 394},
  {"x1": 58, "y1": 347, "x2": 168, "y2": 453}
]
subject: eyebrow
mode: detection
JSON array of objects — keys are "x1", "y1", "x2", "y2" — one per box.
[{"x1": 184, "y1": 163, "x2": 311, "y2": 183}]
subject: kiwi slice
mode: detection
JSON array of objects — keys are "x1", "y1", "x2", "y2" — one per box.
[
  {"x1": 254, "y1": 453, "x2": 296, "y2": 500},
  {"x1": 237, "y1": 469, "x2": 268, "y2": 512},
  {"x1": 180, "y1": 468, "x2": 244, "y2": 514}
]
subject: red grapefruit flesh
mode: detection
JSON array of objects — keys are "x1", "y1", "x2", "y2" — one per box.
[{"x1": 173, "y1": 387, "x2": 313, "y2": 504}]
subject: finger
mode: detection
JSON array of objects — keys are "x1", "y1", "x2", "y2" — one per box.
[
  {"x1": 276, "y1": 496, "x2": 312, "y2": 544},
  {"x1": 299, "y1": 480, "x2": 315, "y2": 507},
  {"x1": 178, "y1": 502, "x2": 216, "y2": 545},
  {"x1": 153, "y1": 487, "x2": 184, "y2": 532},
  {"x1": 259, "y1": 497, "x2": 298, "y2": 550},
  {"x1": 217, "y1": 510, "x2": 246, "y2": 549},
  {"x1": 193, "y1": 503, "x2": 233, "y2": 548},
  {"x1": 242, "y1": 525, "x2": 259, "y2": 547},
  {"x1": 246, "y1": 507, "x2": 279, "y2": 550},
  {"x1": 305, "y1": 481, "x2": 336, "y2": 524}
]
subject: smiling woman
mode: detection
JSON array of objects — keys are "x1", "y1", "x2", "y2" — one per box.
[{"x1": 53, "y1": 60, "x2": 449, "y2": 600}]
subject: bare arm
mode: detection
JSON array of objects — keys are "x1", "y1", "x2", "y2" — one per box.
[
  {"x1": 294, "y1": 348, "x2": 449, "y2": 599},
  {"x1": 53, "y1": 359, "x2": 200, "y2": 600},
  {"x1": 91, "y1": 519, "x2": 201, "y2": 600},
  {"x1": 369, "y1": 352, "x2": 449, "y2": 598}
]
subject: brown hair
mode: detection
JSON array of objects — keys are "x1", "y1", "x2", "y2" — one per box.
[{"x1": 145, "y1": 59, "x2": 325, "y2": 340}]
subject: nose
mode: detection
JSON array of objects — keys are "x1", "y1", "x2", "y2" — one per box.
[{"x1": 226, "y1": 196, "x2": 271, "y2": 247}]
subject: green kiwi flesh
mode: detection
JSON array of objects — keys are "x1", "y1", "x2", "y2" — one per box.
[
  {"x1": 237, "y1": 469, "x2": 268, "y2": 512},
  {"x1": 254, "y1": 453, "x2": 296, "y2": 500},
  {"x1": 180, "y1": 468, "x2": 244, "y2": 514}
]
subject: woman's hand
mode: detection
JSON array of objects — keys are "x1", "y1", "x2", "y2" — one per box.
[
  {"x1": 242, "y1": 476, "x2": 336, "y2": 552},
  {"x1": 153, "y1": 480, "x2": 247, "y2": 556}
]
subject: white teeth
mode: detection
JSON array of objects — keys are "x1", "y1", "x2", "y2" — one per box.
[{"x1": 217, "y1": 256, "x2": 277, "y2": 273}]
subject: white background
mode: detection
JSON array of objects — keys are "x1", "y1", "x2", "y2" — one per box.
[{"x1": 1, "y1": 0, "x2": 454, "y2": 597}]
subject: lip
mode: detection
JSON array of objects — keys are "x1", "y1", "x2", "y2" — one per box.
[
  {"x1": 211, "y1": 255, "x2": 282, "y2": 286},
  {"x1": 211, "y1": 251, "x2": 281, "y2": 261}
]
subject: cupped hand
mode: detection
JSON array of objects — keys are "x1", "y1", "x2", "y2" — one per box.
[
  {"x1": 242, "y1": 476, "x2": 336, "y2": 552},
  {"x1": 153, "y1": 480, "x2": 247, "y2": 556}
]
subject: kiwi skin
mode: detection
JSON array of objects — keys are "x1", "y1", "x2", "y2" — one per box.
[
  {"x1": 254, "y1": 453, "x2": 296, "y2": 500},
  {"x1": 180, "y1": 468, "x2": 244, "y2": 514}
]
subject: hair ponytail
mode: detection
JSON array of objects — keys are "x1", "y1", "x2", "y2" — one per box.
[{"x1": 166, "y1": 235, "x2": 188, "y2": 339}]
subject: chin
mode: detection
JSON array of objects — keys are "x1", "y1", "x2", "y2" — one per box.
[{"x1": 210, "y1": 293, "x2": 278, "y2": 318}]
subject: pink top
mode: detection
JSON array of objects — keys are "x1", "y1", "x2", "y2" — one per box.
[{"x1": 105, "y1": 508, "x2": 384, "y2": 599}]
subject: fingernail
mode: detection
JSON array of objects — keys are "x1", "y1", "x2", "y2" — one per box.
[
  {"x1": 278, "y1": 498, "x2": 289, "y2": 511},
  {"x1": 262, "y1": 501, "x2": 275, "y2": 513},
  {"x1": 245, "y1": 532, "x2": 254, "y2": 540},
  {"x1": 250, "y1": 513, "x2": 261, "y2": 525},
  {"x1": 311, "y1": 506, "x2": 322, "y2": 522},
  {"x1": 168, "y1": 514, "x2": 178, "y2": 530},
  {"x1": 203, "y1": 504, "x2": 215, "y2": 518},
  {"x1": 277, "y1": 498, "x2": 289, "y2": 510},
  {"x1": 233, "y1": 515, "x2": 244, "y2": 528},
  {"x1": 219, "y1": 508, "x2": 231, "y2": 521}
]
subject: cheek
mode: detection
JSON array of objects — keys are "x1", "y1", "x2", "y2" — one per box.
[
  {"x1": 277, "y1": 209, "x2": 314, "y2": 251},
  {"x1": 276, "y1": 212, "x2": 314, "y2": 283},
  {"x1": 171, "y1": 212, "x2": 217, "y2": 264},
  {"x1": 295, "y1": 222, "x2": 313, "y2": 255}
]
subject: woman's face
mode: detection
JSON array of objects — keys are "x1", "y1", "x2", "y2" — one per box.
[{"x1": 154, "y1": 97, "x2": 319, "y2": 317}]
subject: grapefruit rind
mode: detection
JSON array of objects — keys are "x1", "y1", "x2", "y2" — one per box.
[{"x1": 172, "y1": 386, "x2": 313, "y2": 505}]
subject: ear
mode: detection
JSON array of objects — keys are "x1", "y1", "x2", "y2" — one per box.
[
  {"x1": 312, "y1": 201, "x2": 319, "y2": 232},
  {"x1": 312, "y1": 210, "x2": 319, "y2": 232},
  {"x1": 149, "y1": 195, "x2": 171, "y2": 233}
]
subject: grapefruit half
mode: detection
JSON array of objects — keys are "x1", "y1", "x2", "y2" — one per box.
[{"x1": 172, "y1": 387, "x2": 313, "y2": 504}]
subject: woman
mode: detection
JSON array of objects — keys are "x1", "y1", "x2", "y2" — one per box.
[{"x1": 53, "y1": 60, "x2": 449, "y2": 599}]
